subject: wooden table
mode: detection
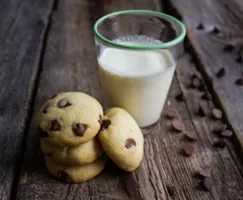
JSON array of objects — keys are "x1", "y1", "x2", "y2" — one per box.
[{"x1": 1, "y1": 0, "x2": 243, "y2": 199}]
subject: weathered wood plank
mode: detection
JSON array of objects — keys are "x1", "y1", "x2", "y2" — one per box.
[
  {"x1": 165, "y1": 0, "x2": 243, "y2": 155},
  {"x1": 0, "y1": 1, "x2": 55, "y2": 199},
  {"x1": 16, "y1": 0, "x2": 243, "y2": 200}
]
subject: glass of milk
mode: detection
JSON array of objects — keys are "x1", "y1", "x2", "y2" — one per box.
[{"x1": 94, "y1": 10, "x2": 186, "y2": 131}]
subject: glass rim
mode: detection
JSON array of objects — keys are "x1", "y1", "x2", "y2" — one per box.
[{"x1": 94, "y1": 10, "x2": 186, "y2": 50}]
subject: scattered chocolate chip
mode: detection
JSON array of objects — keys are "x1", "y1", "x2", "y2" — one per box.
[
  {"x1": 236, "y1": 55, "x2": 243, "y2": 63},
  {"x1": 100, "y1": 120, "x2": 111, "y2": 131},
  {"x1": 51, "y1": 94, "x2": 57, "y2": 99},
  {"x1": 220, "y1": 130, "x2": 233, "y2": 138},
  {"x1": 184, "y1": 132, "x2": 198, "y2": 141},
  {"x1": 200, "y1": 177, "x2": 213, "y2": 191},
  {"x1": 72, "y1": 123, "x2": 86, "y2": 136},
  {"x1": 198, "y1": 83, "x2": 206, "y2": 91},
  {"x1": 223, "y1": 45, "x2": 234, "y2": 52},
  {"x1": 216, "y1": 68, "x2": 226, "y2": 78},
  {"x1": 197, "y1": 168, "x2": 210, "y2": 179},
  {"x1": 191, "y1": 74, "x2": 198, "y2": 80},
  {"x1": 235, "y1": 78, "x2": 243, "y2": 85},
  {"x1": 57, "y1": 98, "x2": 71, "y2": 108},
  {"x1": 212, "y1": 108, "x2": 222, "y2": 119},
  {"x1": 51, "y1": 119, "x2": 61, "y2": 131},
  {"x1": 172, "y1": 121, "x2": 185, "y2": 132},
  {"x1": 58, "y1": 171, "x2": 72, "y2": 182},
  {"x1": 38, "y1": 127, "x2": 49, "y2": 137},
  {"x1": 166, "y1": 185, "x2": 176, "y2": 197},
  {"x1": 42, "y1": 105, "x2": 49, "y2": 114},
  {"x1": 175, "y1": 93, "x2": 186, "y2": 101},
  {"x1": 98, "y1": 115, "x2": 103, "y2": 124},
  {"x1": 196, "y1": 23, "x2": 204, "y2": 30},
  {"x1": 125, "y1": 138, "x2": 136, "y2": 149},
  {"x1": 213, "y1": 140, "x2": 226, "y2": 148},
  {"x1": 211, "y1": 27, "x2": 220, "y2": 34},
  {"x1": 201, "y1": 92, "x2": 211, "y2": 101},
  {"x1": 198, "y1": 105, "x2": 206, "y2": 117},
  {"x1": 182, "y1": 143, "x2": 195, "y2": 156},
  {"x1": 166, "y1": 108, "x2": 179, "y2": 119},
  {"x1": 214, "y1": 124, "x2": 227, "y2": 133},
  {"x1": 191, "y1": 77, "x2": 201, "y2": 88}
]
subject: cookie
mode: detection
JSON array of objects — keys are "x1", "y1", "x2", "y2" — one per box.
[
  {"x1": 37, "y1": 92, "x2": 103, "y2": 146},
  {"x1": 99, "y1": 107, "x2": 144, "y2": 172},
  {"x1": 45, "y1": 155, "x2": 108, "y2": 183},
  {"x1": 41, "y1": 137, "x2": 104, "y2": 166}
]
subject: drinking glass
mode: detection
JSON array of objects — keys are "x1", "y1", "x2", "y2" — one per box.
[{"x1": 94, "y1": 10, "x2": 186, "y2": 132}]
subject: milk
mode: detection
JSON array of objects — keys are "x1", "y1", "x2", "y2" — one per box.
[{"x1": 98, "y1": 36, "x2": 176, "y2": 127}]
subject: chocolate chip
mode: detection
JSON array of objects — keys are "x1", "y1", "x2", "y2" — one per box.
[
  {"x1": 200, "y1": 177, "x2": 213, "y2": 191},
  {"x1": 201, "y1": 92, "x2": 211, "y2": 101},
  {"x1": 72, "y1": 123, "x2": 86, "y2": 136},
  {"x1": 175, "y1": 93, "x2": 186, "y2": 101},
  {"x1": 211, "y1": 27, "x2": 220, "y2": 34},
  {"x1": 191, "y1": 77, "x2": 201, "y2": 89},
  {"x1": 212, "y1": 108, "x2": 222, "y2": 119},
  {"x1": 236, "y1": 55, "x2": 243, "y2": 63},
  {"x1": 98, "y1": 115, "x2": 103, "y2": 124},
  {"x1": 198, "y1": 83, "x2": 206, "y2": 91},
  {"x1": 172, "y1": 121, "x2": 185, "y2": 132},
  {"x1": 213, "y1": 140, "x2": 226, "y2": 148},
  {"x1": 214, "y1": 124, "x2": 227, "y2": 133},
  {"x1": 220, "y1": 130, "x2": 233, "y2": 138},
  {"x1": 184, "y1": 132, "x2": 198, "y2": 141},
  {"x1": 198, "y1": 105, "x2": 206, "y2": 117},
  {"x1": 125, "y1": 138, "x2": 136, "y2": 149},
  {"x1": 50, "y1": 119, "x2": 61, "y2": 131},
  {"x1": 58, "y1": 171, "x2": 72, "y2": 182},
  {"x1": 38, "y1": 127, "x2": 49, "y2": 137},
  {"x1": 196, "y1": 23, "x2": 204, "y2": 30},
  {"x1": 197, "y1": 168, "x2": 210, "y2": 179},
  {"x1": 166, "y1": 185, "x2": 176, "y2": 197},
  {"x1": 191, "y1": 74, "x2": 198, "y2": 80},
  {"x1": 166, "y1": 108, "x2": 178, "y2": 119},
  {"x1": 57, "y1": 98, "x2": 71, "y2": 108},
  {"x1": 223, "y1": 45, "x2": 234, "y2": 52},
  {"x1": 182, "y1": 143, "x2": 195, "y2": 156},
  {"x1": 235, "y1": 78, "x2": 243, "y2": 85},
  {"x1": 51, "y1": 94, "x2": 57, "y2": 99},
  {"x1": 216, "y1": 68, "x2": 226, "y2": 78},
  {"x1": 100, "y1": 120, "x2": 111, "y2": 131},
  {"x1": 42, "y1": 105, "x2": 49, "y2": 114}
]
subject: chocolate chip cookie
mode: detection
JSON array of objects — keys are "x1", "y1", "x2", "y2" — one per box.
[
  {"x1": 45, "y1": 155, "x2": 107, "y2": 183},
  {"x1": 37, "y1": 92, "x2": 103, "y2": 146},
  {"x1": 41, "y1": 137, "x2": 104, "y2": 166},
  {"x1": 99, "y1": 107, "x2": 144, "y2": 172}
]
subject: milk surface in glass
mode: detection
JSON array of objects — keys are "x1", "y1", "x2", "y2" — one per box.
[{"x1": 98, "y1": 36, "x2": 176, "y2": 127}]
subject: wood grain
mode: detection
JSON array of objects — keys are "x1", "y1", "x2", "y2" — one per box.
[
  {"x1": 16, "y1": 0, "x2": 243, "y2": 200},
  {"x1": 0, "y1": 1, "x2": 54, "y2": 199},
  {"x1": 165, "y1": 0, "x2": 243, "y2": 155}
]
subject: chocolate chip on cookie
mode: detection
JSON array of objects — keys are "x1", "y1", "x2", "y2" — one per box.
[
  {"x1": 58, "y1": 171, "x2": 72, "y2": 182},
  {"x1": 42, "y1": 105, "x2": 49, "y2": 114},
  {"x1": 38, "y1": 127, "x2": 49, "y2": 137},
  {"x1": 72, "y1": 123, "x2": 86, "y2": 136},
  {"x1": 57, "y1": 98, "x2": 71, "y2": 108},
  {"x1": 51, "y1": 119, "x2": 61, "y2": 131},
  {"x1": 100, "y1": 120, "x2": 111, "y2": 131},
  {"x1": 125, "y1": 138, "x2": 136, "y2": 149}
]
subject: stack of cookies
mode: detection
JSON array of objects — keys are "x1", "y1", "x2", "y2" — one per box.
[{"x1": 36, "y1": 92, "x2": 144, "y2": 183}]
